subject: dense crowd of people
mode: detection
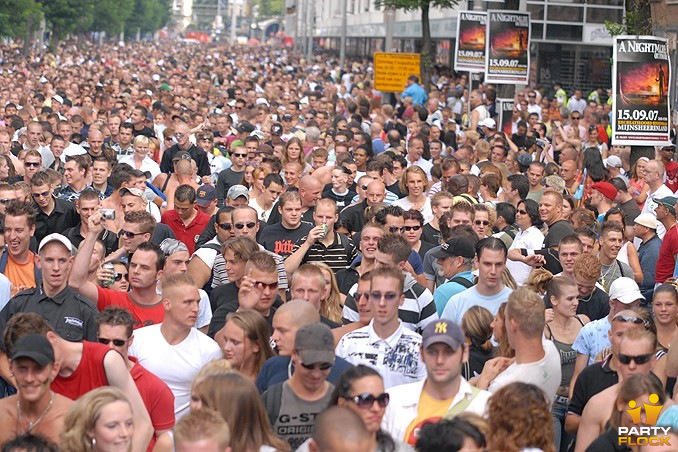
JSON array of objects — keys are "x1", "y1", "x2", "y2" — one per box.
[{"x1": 0, "y1": 38, "x2": 676, "y2": 451}]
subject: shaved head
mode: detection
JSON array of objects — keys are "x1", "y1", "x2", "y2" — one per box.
[{"x1": 275, "y1": 299, "x2": 320, "y2": 327}]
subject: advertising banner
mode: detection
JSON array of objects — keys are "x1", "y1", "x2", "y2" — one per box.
[
  {"x1": 498, "y1": 99, "x2": 515, "y2": 136},
  {"x1": 485, "y1": 11, "x2": 530, "y2": 84},
  {"x1": 373, "y1": 52, "x2": 421, "y2": 93},
  {"x1": 612, "y1": 36, "x2": 672, "y2": 146},
  {"x1": 454, "y1": 11, "x2": 487, "y2": 72}
]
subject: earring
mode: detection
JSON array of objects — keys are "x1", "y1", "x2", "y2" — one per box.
[{"x1": 91, "y1": 437, "x2": 96, "y2": 448}]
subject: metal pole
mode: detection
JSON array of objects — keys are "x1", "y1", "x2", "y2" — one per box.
[
  {"x1": 306, "y1": 0, "x2": 313, "y2": 60},
  {"x1": 384, "y1": 8, "x2": 394, "y2": 52},
  {"x1": 339, "y1": 0, "x2": 347, "y2": 70},
  {"x1": 231, "y1": 0, "x2": 237, "y2": 45}
]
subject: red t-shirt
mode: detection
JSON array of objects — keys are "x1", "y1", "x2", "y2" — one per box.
[
  {"x1": 130, "y1": 357, "x2": 175, "y2": 450},
  {"x1": 97, "y1": 287, "x2": 165, "y2": 329},
  {"x1": 664, "y1": 161, "x2": 678, "y2": 193},
  {"x1": 160, "y1": 209, "x2": 210, "y2": 254},
  {"x1": 656, "y1": 224, "x2": 678, "y2": 283},
  {"x1": 52, "y1": 341, "x2": 111, "y2": 400}
]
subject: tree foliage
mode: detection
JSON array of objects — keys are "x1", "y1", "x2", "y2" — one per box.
[
  {"x1": 0, "y1": 0, "x2": 42, "y2": 38},
  {"x1": 92, "y1": 0, "x2": 135, "y2": 36},
  {"x1": 38, "y1": 0, "x2": 95, "y2": 40},
  {"x1": 125, "y1": 0, "x2": 171, "y2": 37},
  {"x1": 374, "y1": 0, "x2": 460, "y2": 93},
  {"x1": 605, "y1": 0, "x2": 652, "y2": 37},
  {"x1": 256, "y1": 0, "x2": 283, "y2": 19}
]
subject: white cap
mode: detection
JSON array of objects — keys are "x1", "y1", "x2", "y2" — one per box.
[
  {"x1": 609, "y1": 277, "x2": 645, "y2": 304},
  {"x1": 152, "y1": 74, "x2": 160, "y2": 82},
  {"x1": 51, "y1": 94, "x2": 63, "y2": 104},
  {"x1": 39, "y1": 76, "x2": 48, "y2": 84},
  {"x1": 634, "y1": 212, "x2": 658, "y2": 229},
  {"x1": 38, "y1": 233, "x2": 73, "y2": 255},
  {"x1": 479, "y1": 118, "x2": 496, "y2": 129},
  {"x1": 604, "y1": 155, "x2": 622, "y2": 169},
  {"x1": 255, "y1": 98, "x2": 269, "y2": 106}
]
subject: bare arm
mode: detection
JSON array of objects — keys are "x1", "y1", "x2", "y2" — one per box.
[
  {"x1": 103, "y1": 351, "x2": 153, "y2": 452},
  {"x1": 69, "y1": 211, "x2": 105, "y2": 303},
  {"x1": 284, "y1": 227, "x2": 323, "y2": 275},
  {"x1": 574, "y1": 399, "x2": 604, "y2": 452},
  {"x1": 565, "y1": 413, "x2": 581, "y2": 435},
  {"x1": 187, "y1": 256, "x2": 213, "y2": 290},
  {"x1": 625, "y1": 242, "x2": 644, "y2": 284}
]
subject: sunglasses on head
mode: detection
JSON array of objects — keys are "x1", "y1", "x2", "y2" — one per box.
[
  {"x1": 300, "y1": 362, "x2": 332, "y2": 371},
  {"x1": 234, "y1": 221, "x2": 257, "y2": 230},
  {"x1": 114, "y1": 273, "x2": 128, "y2": 282},
  {"x1": 618, "y1": 353, "x2": 653, "y2": 365},
  {"x1": 613, "y1": 314, "x2": 647, "y2": 327},
  {"x1": 350, "y1": 393, "x2": 390, "y2": 409},
  {"x1": 98, "y1": 338, "x2": 127, "y2": 347}
]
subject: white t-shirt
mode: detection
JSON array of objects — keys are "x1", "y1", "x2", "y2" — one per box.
[
  {"x1": 393, "y1": 197, "x2": 434, "y2": 224},
  {"x1": 118, "y1": 155, "x2": 162, "y2": 182},
  {"x1": 441, "y1": 286, "x2": 513, "y2": 325},
  {"x1": 506, "y1": 226, "x2": 545, "y2": 286},
  {"x1": 488, "y1": 339, "x2": 562, "y2": 405},
  {"x1": 129, "y1": 324, "x2": 222, "y2": 418}
]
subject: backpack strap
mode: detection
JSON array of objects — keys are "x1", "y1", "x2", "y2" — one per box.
[
  {"x1": 449, "y1": 276, "x2": 474, "y2": 289},
  {"x1": 0, "y1": 247, "x2": 8, "y2": 274},
  {"x1": 263, "y1": 382, "x2": 284, "y2": 427},
  {"x1": 444, "y1": 385, "x2": 482, "y2": 419}
]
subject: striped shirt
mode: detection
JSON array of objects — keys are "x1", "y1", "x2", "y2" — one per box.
[
  {"x1": 342, "y1": 273, "x2": 439, "y2": 333},
  {"x1": 292, "y1": 232, "x2": 358, "y2": 274}
]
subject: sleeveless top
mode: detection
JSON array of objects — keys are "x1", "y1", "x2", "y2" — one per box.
[
  {"x1": 52, "y1": 341, "x2": 111, "y2": 400},
  {"x1": 545, "y1": 316, "x2": 585, "y2": 389}
]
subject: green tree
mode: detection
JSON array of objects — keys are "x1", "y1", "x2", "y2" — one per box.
[
  {"x1": 38, "y1": 0, "x2": 94, "y2": 41},
  {"x1": 91, "y1": 0, "x2": 134, "y2": 36},
  {"x1": 256, "y1": 0, "x2": 283, "y2": 19},
  {"x1": 374, "y1": 0, "x2": 460, "y2": 92},
  {"x1": 125, "y1": 0, "x2": 170, "y2": 38},
  {"x1": 0, "y1": 0, "x2": 42, "y2": 38},
  {"x1": 605, "y1": 0, "x2": 652, "y2": 36}
]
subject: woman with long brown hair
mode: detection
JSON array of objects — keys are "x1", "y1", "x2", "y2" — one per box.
[{"x1": 219, "y1": 310, "x2": 275, "y2": 380}]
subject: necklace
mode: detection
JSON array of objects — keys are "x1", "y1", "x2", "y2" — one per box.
[{"x1": 17, "y1": 391, "x2": 54, "y2": 432}]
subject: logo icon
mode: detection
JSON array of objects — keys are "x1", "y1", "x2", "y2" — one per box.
[
  {"x1": 434, "y1": 322, "x2": 447, "y2": 334},
  {"x1": 626, "y1": 393, "x2": 663, "y2": 425}
]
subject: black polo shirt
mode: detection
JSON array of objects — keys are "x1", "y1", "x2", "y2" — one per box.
[
  {"x1": 338, "y1": 199, "x2": 368, "y2": 234},
  {"x1": 34, "y1": 198, "x2": 80, "y2": 244},
  {"x1": 63, "y1": 227, "x2": 119, "y2": 257},
  {"x1": 0, "y1": 284, "x2": 98, "y2": 351},
  {"x1": 568, "y1": 357, "x2": 618, "y2": 417}
]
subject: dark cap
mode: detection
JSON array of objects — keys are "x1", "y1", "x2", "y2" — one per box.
[
  {"x1": 197, "y1": 184, "x2": 217, "y2": 206},
  {"x1": 517, "y1": 153, "x2": 533, "y2": 167},
  {"x1": 431, "y1": 237, "x2": 475, "y2": 259},
  {"x1": 11, "y1": 334, "x2": 54, "y2": 366},
  {"x1": 236, "y1": 121, "x2": 255, "y2": 134},
  {"x1": 282, "y1": 114, "x2": 294, "y2": 121},
  {"x1": 271, "y1": 123, "x2": 283, "y2": 135},
  {"x1": 172, "y1": 151, "x2": 191, "y2": 162},
  {"x1": 422, "y1": 320, "x2": 465, "y2": 350},
  {"x1": 294, "y1": 323, "x2": 335, "y2": 366},
  {"x1": 654, "y1": 196, "x2": 677, "y2": 215}
]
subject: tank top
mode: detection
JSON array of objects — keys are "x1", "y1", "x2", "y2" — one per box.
[
  {"x1": 545, "y1": 316, "x2": 585, "y2": 388},
  {"x1": 617, "y1": 241, "x2": 630, "y2": 266},
  {"x1": 52, "y1": 341, "x2": 111, "y2": 400}
]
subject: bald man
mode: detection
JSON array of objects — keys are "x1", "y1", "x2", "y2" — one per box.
[
  {"x1": 339, "y1": 179, "x2": 387, "y2": 235},
  {"x1": 255, "y1": 300, "x2": 354, "y2": 393},
  {"x1": 308, "y1": 407, "x2": 376, "y2": 452},
  {"x1": 267, "y1": 175, "x2": 323, "y2": 225}
]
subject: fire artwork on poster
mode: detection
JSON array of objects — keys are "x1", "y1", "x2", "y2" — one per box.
[{"x1": 612, "y1": 36, "x2": 672, "y2": 146}]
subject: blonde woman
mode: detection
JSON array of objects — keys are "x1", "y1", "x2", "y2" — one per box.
[
  {"x1": 119, "y1": 135, "x2": 161, "y2": 181},
  {"x1": 393, "y1": 165, "x2": 433, "y2": 223},
  {"x1": 310, "y1": 262, "x2": 344, "y2": 323}
]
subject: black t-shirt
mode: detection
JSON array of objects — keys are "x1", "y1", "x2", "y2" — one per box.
[
  {"x1": 544, "y1": 219, "x2": 574, "y2": 249},
  {"x1": 417, "y1": 240, "x2": 437, "y2": 261},
  {"x1": 260, "y1": 222, "x2": 313, "y2": 258},
  {"x1": 544, "y1": 286, "x2": 610, "y2": 321},
  {"x1": 215, "y1": 168, "x2": 245, "y2": 205},
  {"x1": 336, "y1": 266, "x2": 359, "y2": 295},
  {"x1": 321, "y1": 188, "x2": 357, "y2": 209},
  {"x1": 133, "y1": 126, "x2": 156, "y2": 138},
  {"x1": 387, "y1": 181, "x2": 405, "y2": 199},
  {"x1": 568, "y1": 358, "x2": 618, "y2": 416},
  {"x1": 207, "y1": 292, "x2": 284, "y2": 338},
  {"x1": 420, "y1": 223, "x2": 441, "y2": 245}
]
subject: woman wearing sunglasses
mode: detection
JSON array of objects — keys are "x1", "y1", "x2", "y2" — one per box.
[
  {"x1": 507, "y1": 198, "x2": 545, "y2": 286},
  {"x1": 297, "y1": 365, "x2": 408, "y2": 452},
  {"x1": 402, "y1": 209, "x2": 435, "y2": 260}
]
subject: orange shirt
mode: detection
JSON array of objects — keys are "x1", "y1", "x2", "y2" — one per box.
[{"x1": 5, "y1": 252, "x2": 36, "y2": 297}]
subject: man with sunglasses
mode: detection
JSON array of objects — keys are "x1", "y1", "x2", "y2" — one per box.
[
  {"x1": 159, "y1": 122, "x2": 210, "y2": 178},
  {"x1": 96, "y1": 307, "x2": 175, "y2": 447},
  {"x1": 575, "y1": 327, "x2": 659, "y2": 450},
  {"x1": 262, "y1": 322, "x2": 337, "y2": 450},
  {"x1": 10, "y1": 150, "x2": 42, "y2": 185},
  {"x1": 565, "y1": 309, "x2": 649, "y2": 437},
  {"x1": 215, "y1": 145, "x2": 247, "y2": 207},
  {"x1": 30, "y1": 171, "x2": 79, "y2": 243},
  {"x1": 336, "y1": 267, "x2": 427, "y2": 389},
  {"x1": 382, "y1": 319, "x2": 491, "y2": 445}
]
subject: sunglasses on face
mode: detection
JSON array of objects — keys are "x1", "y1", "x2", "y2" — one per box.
[
  {"x1": 253, "y1": 280, "x2": 278, "y2": 291},
  {"x1": 32, "y1": 191, "x2": 50, "y2": 199},
  {"x1": 388, "y1": 226, "x2": 405, "y2": 233},
  {"x1": 0, "y1": 199, "x2": 11, "y2": 204},
  {"x1": 234, "y1": 221, "x2": 257, "y2": 230},
  {"x1": 98, "y1": 338, "x2": 127, "y2": 347},
  {"x1": 369, "y1": 291, "x2": 399, "y2": 302},
  {"x1": 618, "y1": 353, "x2": 653, "y2": 365},
  {"x1": 353, "y1": 291, "x2": 369, "y2": 300},
  {"x1": 350, "y1": 393, "x2": 390, "y2": 409},
  {"x1": 24, "y1": 161, "x2": 41, "y2": 168},
  {"x1": 300, "y1": 362, "x2": 332, "y2": 371},
  {"x1": 217, "y1": 222, "x2": 232, "y2": 230},
  {"x1": 517, "y1": 209, "x2": 528, "y2": 215},
  {"x1": 114, "y1": 272, "x2": 128, "y2": 282},
  {"x1": 233, "y1": 153, "x2": 247, "y2": 158},
  {"x1": 474, "y1": 220, "x2": 490, "y2": 226},
  {"x1": 118, "y1": 230, "x2": 144, "y2": 238},
  {"x1": 571, "y1": 116, "x2": 580, "y2": 120},
  {"x1": 403, "y1": 225, "x2": 421, "y2": 231},
  {"x1": 174, "y1": 133, "x2": 185, "y2": 139}
]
